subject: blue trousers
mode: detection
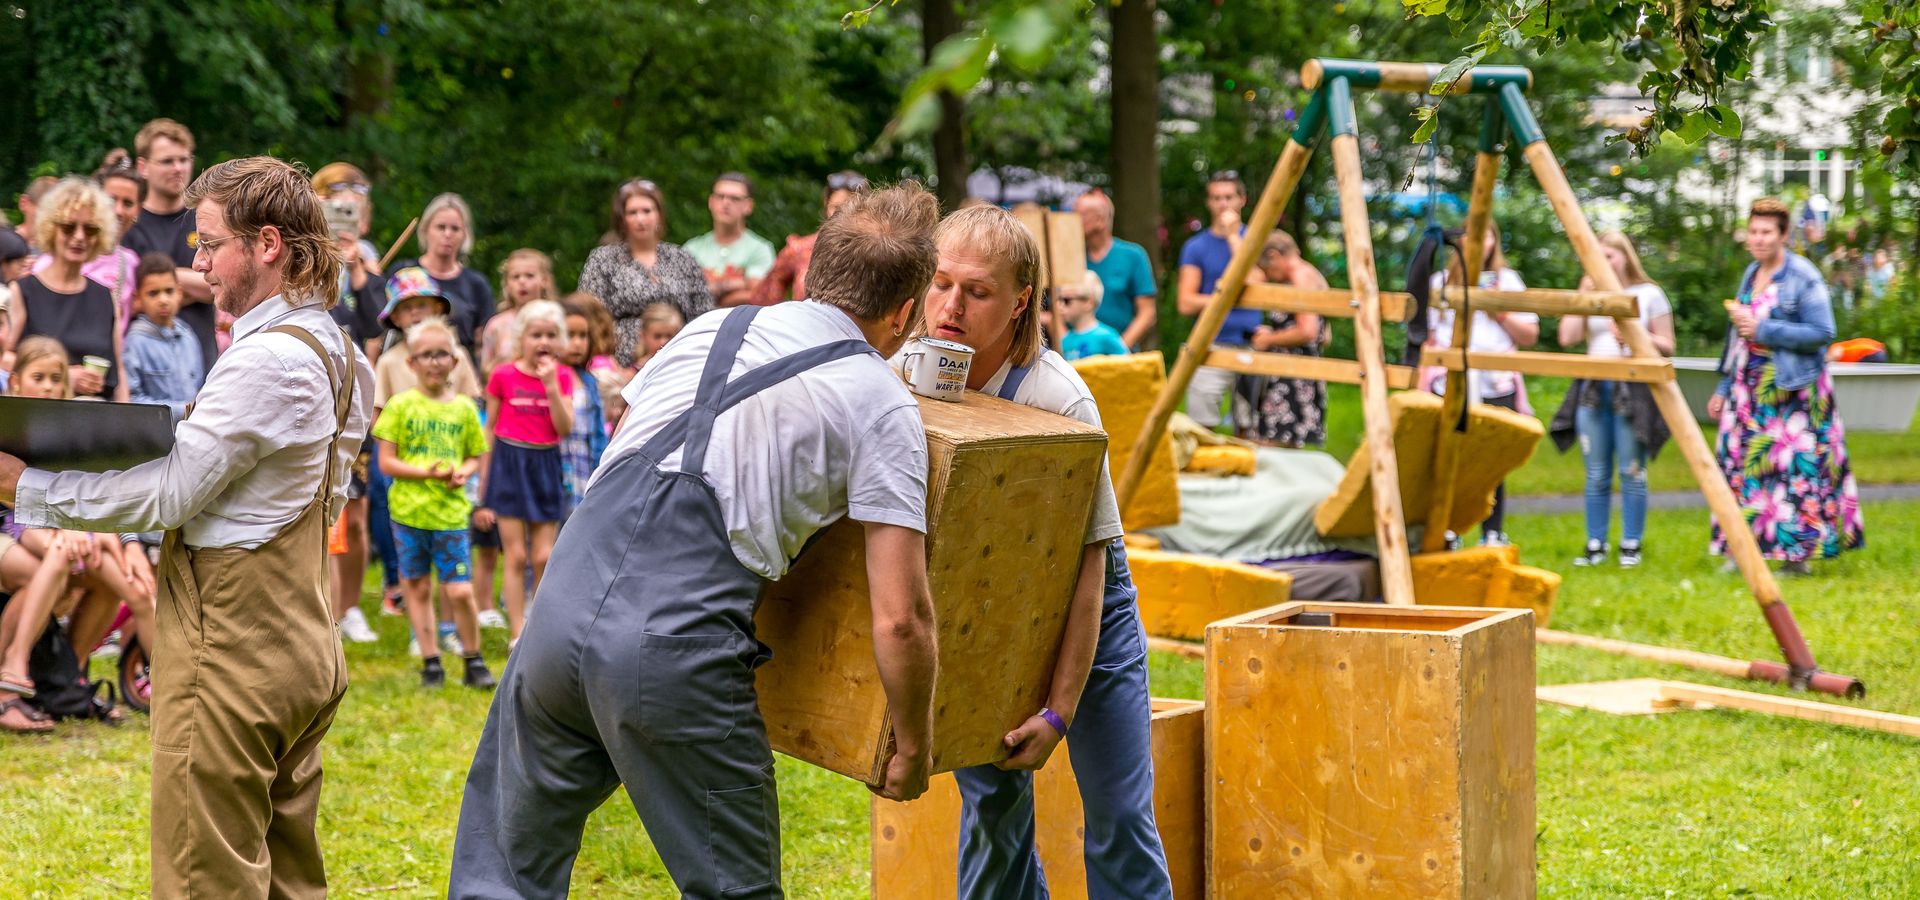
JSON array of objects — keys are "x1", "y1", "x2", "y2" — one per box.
[
  {"x1": 954, "y1": 541, "x2": 1173, "y2": 900},
  {"x1": 1576, "y1": 382, "x2": 1649, "y2": 544},
  {"x1": 366, "y1": 441, "x2": 402, "y2": 590}
]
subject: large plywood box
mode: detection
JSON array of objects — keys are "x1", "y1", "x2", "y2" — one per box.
[
  {"x1": 1072, "y1": 352, "x2": 1181, "y2": 531},
  {"x1": 1206, "y1": 602, "x2": 1536, "y2": 899},
  {"x1": 871, "y1": 699, "x2": 1206, "y2": 899},
  {"x1": 757, "y1": 392, "x2": 1108, "y2": 785}
]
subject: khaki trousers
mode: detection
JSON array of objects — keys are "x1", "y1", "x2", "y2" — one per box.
[{"x1": 149, "y1": 324, "x2": 353, "y2": 898}]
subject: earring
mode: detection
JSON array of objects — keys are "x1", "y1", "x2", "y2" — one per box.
[{"x1": 892, "y1": 322, "x2": 907, "y2": 337}]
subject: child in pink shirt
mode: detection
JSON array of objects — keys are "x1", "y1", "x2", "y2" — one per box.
[{"x1": 479, "y1": 300, "x2": 572, "y2": 643}]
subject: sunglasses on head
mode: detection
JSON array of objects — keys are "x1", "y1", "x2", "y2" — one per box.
[
  {"x1": 623, "y1": 178, "x2": 658, "y2": 193},
  {"x1": 1209, "y1": 169, "x2": 1241, "y2": 184},
  {"x1": 827, "y1": 172, "x2": 869, "y2": 192}
]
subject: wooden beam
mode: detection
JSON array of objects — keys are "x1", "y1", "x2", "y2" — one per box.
[
  {"x1": 1519, "y1": 139, "x2": 1809, "y2": 675},
  {"x1": 1420, "y1": 348, "x2": 1675, "y2": 383},
  {"x1": 1146, "y1": 635, "x2": 1204, "y2": 660},
  {"x1": 1204, "y1": 349, "x2": 1417, "y2": 389},
  {"x1": 1239, "y1": 283, "x2": 1412, "y2": 320},
  {"x1": 1421, "y1": 148, "x2": 1503, "y2": 553},
  {"x1": 1300, "y1": 58, "x2": 1533, "y2": 95},
  {"x1": 1116, "y1": 139, "x2": 1312, "y2": 511},
  {"x1": 1430, "y1": 286, "x2": 1638, "y2": 318},
  {"x1": 1534, "y1": 629, "x2": 1753, "y2": 679},
  {"x1": 1654, "y1": 682, "x2": 1920, "y2": 739},
  {"x1": 1331, "y1": 125, "x2": 1414, "y2": 607}
]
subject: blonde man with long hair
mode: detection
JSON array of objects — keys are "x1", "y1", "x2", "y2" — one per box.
[
  {"x1": 1554, "y1": 231, "x2": 1677, "y2": 568},
  {"x1": 0, "y1": 156, "x2": 374, "y2": 898},
  {"x1": 907, "y1": 203, "x2": 1175, "y2": 898}
]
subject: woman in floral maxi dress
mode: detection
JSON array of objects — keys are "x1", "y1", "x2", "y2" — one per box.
[{"x1": 1709, "y1": 198, "x2": 1864, "y2": 572}]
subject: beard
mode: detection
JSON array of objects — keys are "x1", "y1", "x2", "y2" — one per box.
[{"x1": 213, "y1": 257, "x2": 265, "y2": 318}]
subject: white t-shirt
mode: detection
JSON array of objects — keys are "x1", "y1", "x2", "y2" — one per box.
[
  {"x1": 891, "y1": 348, "x2": 1124, "y2": 547},
  {"x1": 1428, "y1": 267, "x2": 1534, "y2": 401},
  {"x1": 601, "y1": 301, "x2": 929, "y2": 580},
  {"x1": 1583, "y1": 282, "x2": 1671, "y2": 358}
]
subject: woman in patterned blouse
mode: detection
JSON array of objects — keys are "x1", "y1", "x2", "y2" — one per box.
[{"x1": 578, "y1": 179, "x2": 709, "y2": 368}]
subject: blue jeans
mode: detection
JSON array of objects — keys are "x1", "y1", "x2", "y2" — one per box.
[
  {"x1": 1576, "y1": 382, "x2": 1649, "y2": 544},
  {"x1": 953, "y1": 540, "x2": 1173, "y2": 900},
  {"x1": 367, "y1": 442, "x2": 402, "y2": 590}
]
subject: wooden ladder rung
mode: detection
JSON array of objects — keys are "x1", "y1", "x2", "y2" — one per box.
[
  {"x1": 1421, "y1": 348, "x2": 1673, "y2": 383},
  {"x1": 1239, "y1": 284, "x2": 1412, "y2": 321},
  {"x1": 1206, "y1": 348, "x2": 1417, "y2": 389},
  {"x1": 1431, "y1": 286, "x2": 1639, "y2": 318}
]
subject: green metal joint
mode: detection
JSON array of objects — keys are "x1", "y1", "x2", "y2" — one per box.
[
  {"x1": 1477, "y1": 101, "x2": 1507, "y2": 154},
  {"x1": 1327, "y1": 77, "x2": 1357, "y2": 138},
  {"x1": 1498, "y1": 82, "x2": 1545, "y2": 146},
  {"x1": 1466, "y1": 66, "x2": 1533, "y2": 94},
  {"x1": 1292, "y1": 87, "x2": 1329, "y2": 147}
]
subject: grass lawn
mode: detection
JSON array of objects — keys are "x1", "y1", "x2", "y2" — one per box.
[{"x1": 6, "y1": 500, "x2": 1918, "y2": 897}]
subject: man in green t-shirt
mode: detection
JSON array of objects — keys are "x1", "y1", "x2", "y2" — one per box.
[
  {"x1": 371, "y1": 318, "x2": 495, "y2": 689},
  {"x1": 684, "y1": 171, "x2": 776, "y2": 308}
]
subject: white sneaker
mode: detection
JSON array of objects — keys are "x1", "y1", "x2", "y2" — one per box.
[
  {"x1": 408, "y1": 635, "x2": 422, "y2": 657},
  {"x1": 438, "y1": 628, "x2": 464, "y2": 657},
  {"x1": 338, "y1": 607, "x2": 378, "y2": 644},
  {"x1": 477, "y1": 609, "x2": 508, "y2": 630}
]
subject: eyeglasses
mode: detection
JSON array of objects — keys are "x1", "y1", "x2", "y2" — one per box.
[
  {"x1": 193, "y1": 232, "x2": 243, "y2": 257},
  {"x1": 326, "y1": 181, "x2": 371, "y2": 195},
  {"x1": 410, "y1": 349, "x2": 454, "y2": 362},
  {"x1": 712, "y1": 191, "x2": 750, "y2": 203},
  {"x1": 55, "y1": 221, "x2": 101, "y2": 238},
  {"x1": 827, "y1": 172, "x2": 869, "y2": 192}
]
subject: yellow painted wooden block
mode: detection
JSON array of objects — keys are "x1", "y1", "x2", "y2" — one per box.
[
  {"x1": 1409, "y1": 545, "x2": 1520, "y2": 606},
  {"x1": 1486, "y1": 563, "x2": 1560, "y2": 628},
  {"x1": 1184, "y1": 444, "x2": 1256, "y2": 477},
  {"x1": 1129, "y1": 548, "x2": 1293, "y2": 641},
  {"x1": 1072, "y1": 352, "x2": 1180, "y2": 531},
  {"x1": 1314, "y1": 391, "x2": 1543, "y2": 538},
  {"x1": 871, "y1": 699, "x2": 1206, "y2": 900},
  {"x1": 1206, "y1": 602, "x2": 1536, "y2": 899},
  {"x1": 756, "y1": 393, "x2": 1107, "y2": 785},
  {"x1": 1123, "y1": 533, "x2": 1162, "y2": 551}
]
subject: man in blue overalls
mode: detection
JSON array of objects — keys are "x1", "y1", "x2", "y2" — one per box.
[
  {"x1": 450, "y1": 185, "x2": 945, "y2": 899},
  {"x1": 911, "y1": 205, "x2": 1174, "y2": 899}
]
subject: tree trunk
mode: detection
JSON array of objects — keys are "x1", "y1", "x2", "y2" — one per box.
[
  {"x1": 924, "y1": 0, "x2": 969, "y2": 211},
  {"x1": 1109, "y1": 0, "x2": 1161, "y2": 274}
]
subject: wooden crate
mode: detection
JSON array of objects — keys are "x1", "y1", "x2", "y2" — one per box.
[
  {"x1": 871, "y1": 699, "x2": 1206, "y2": 899},
  {"x1": 756, "y1": 392, "x2": 1108, "y2": 785},
  {"x1": 1206, "y1": 602, "x2": 1535, "y2": 899}
]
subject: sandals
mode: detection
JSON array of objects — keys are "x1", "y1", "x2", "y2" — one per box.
[
  {"x1": 0, "y1": 697, "x2": 53, "y2": 734},
  {"x1": 0, "y1": 672, "x2": 34, "y2": 699}
]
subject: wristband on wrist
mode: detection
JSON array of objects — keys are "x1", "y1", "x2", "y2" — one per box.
[{"x1": 1038, "y1": 707, "x2": 1068, "y2": 737}]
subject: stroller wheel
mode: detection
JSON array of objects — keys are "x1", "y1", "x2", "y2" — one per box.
[{"x1": 118, "y1": 633, "x2": 151, "y2": 714}]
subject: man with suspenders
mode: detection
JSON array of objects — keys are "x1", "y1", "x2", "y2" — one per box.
[
  {"x1": 450, "y1": 184, "x2": 944, "y2": 899},
  {"x1": 0, "y1": 157, "x2": 374, "y2": 898}
]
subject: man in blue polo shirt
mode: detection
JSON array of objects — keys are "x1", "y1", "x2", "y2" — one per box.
[
  {"x1": 1176, "y1": 172, "x2": 1255, "y2": 433},
  {"x1": 1073, "y1": 190, "x2": 1158, "y2": 351}
]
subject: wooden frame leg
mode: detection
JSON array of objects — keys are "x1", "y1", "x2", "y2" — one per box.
[
  {"x1": 1117, "y1": 137, "x2": 1315, "y2": 509},
  {"x1": 1520, "y1": 138, "x2": 1851, "y2": 693},
  {"x1": 1421, "y1": 147, "x2": 1504, "y2": 552},
  {"x1": 1331, "y1": 131, "x2": 1415, "y2": 606}
]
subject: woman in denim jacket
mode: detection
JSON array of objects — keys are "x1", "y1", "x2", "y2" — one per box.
[{"x1": 1708, "y1": 198, "x2": 1863, "y2": 572}]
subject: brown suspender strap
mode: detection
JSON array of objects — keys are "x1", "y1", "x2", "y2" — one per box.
[{"x1": 263, "y1": 324, "x2": 357, "y2": 504}]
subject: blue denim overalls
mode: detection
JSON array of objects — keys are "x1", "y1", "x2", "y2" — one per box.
[
  {"x1": 451, "y1": 306, "x2": 877, "y2": 899},
  {"x1": 951, "y1": 355, "x2": 1175, "y2": 899}
]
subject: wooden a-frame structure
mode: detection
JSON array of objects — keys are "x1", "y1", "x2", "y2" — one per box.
[{"x1": 1115, "y1": 58, "x2": 1863, "y2": 697}]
